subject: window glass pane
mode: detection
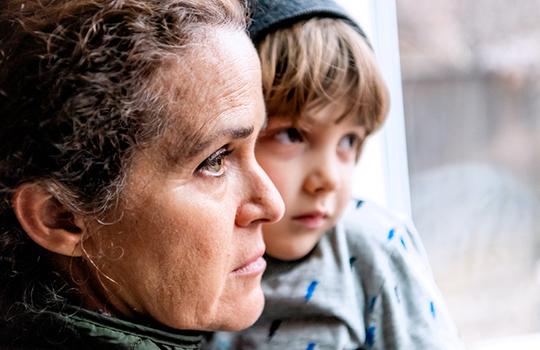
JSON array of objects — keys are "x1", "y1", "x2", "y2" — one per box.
[
  {"x1": 397, "y1": 0, "x2": 540, "y2": 347},
  {"x1": 337, "y1": 0, "x2": 412, "y2": 216}
]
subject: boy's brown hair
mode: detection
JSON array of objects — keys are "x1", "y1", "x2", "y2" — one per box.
[{"x1": 257, "y1": 17, "x2": 389, "y2": 135}]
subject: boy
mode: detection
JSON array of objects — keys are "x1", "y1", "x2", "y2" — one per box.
[{"x1": 209, "y1": 0, "x2": 464, "y2": 349}]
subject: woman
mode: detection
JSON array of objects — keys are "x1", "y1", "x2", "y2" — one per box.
[{"x1": 0, "y1": 0, "x2": 284, "y2": 348}]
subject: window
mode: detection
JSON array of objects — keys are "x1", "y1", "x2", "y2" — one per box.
[
  {"x1": 340, "y1": 0, "x2": 540, "y2": 348},
  {"x1": 336, "y1": 0, "x2": 412, "y2": 217}
]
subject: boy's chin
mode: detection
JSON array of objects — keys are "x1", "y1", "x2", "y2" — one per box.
[
  {"x1": 264, "y1": 224, "x2": 331, "y2": 262},
  {"x1": 266, "y1": 240, "x2": 320, "y2": 262}
]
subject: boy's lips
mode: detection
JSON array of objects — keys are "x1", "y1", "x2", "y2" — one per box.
[{"x1": 291, "y1": 211, "x2": 328, "y2": 229}]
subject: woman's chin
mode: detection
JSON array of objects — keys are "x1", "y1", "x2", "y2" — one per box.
[{"x1": 210, "y1": 285, "x2": 265, "y2": 331}]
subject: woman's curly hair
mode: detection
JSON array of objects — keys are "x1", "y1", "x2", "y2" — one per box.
[{"x1": 0, "y1": 0, "x2": 248, "y2": 316}]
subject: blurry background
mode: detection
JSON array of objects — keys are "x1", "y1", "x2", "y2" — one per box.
[{"x1": 397, "y1": 0, "x2": 540, "y2": 347}]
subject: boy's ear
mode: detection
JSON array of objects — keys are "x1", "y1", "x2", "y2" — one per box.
[{"x1": 12, "y1": 183, "x2": 85, "y2": 257}]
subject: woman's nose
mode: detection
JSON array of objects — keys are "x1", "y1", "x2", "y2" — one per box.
[
  {"x1": 303, "y1": 151, "x2": 340, "y2": 195},
  {"x1": 235, "y1": 161, "x2": 285, "y2": 228}
]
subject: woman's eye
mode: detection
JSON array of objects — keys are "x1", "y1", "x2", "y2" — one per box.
[
  {"x1": 274, "y1": 128, "x2": 304, "y2": 144},
  {"x1": 196, "y1": 148, "x2": 232, "y2": 177},
  {"x1": 338, "y1": 134, "x2": 360, "y2": 150}
]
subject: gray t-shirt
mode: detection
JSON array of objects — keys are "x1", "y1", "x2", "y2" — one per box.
[{"x1": 208, "y1": 200, "x2": 463, "y2": 350}]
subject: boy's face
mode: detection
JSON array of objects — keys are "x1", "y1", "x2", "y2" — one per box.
[{"x1": 256, "y1": 104, "x2": 366, "y2": 261}]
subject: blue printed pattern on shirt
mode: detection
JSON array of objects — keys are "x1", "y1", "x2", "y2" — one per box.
[{"x1": 258, "y1": 199, "x2": 444, "y2": 350}]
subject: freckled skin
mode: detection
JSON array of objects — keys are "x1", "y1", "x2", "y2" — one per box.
[
  {"x1": 77, "y1": 29, "x2": 284, "y2": 331},
  {"x1": 256, "y1": 107, "x2": 366, "y2": 261}
]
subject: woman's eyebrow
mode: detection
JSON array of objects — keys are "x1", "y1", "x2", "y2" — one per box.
[
  {"x1": 185, "y1": 125, "x2": 255, "y2": 159},
  {"x1": 165, "y1": 126, "x2": 255, "y2": 166}
]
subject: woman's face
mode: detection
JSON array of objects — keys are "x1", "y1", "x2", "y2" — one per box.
[{"x1": 81, "y1": 29, "x2": 284, "y2": 331}]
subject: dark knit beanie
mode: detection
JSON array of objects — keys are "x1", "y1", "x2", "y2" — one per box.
[{"x1": 248, "y1": 0, "x2": 369, "y2": 45}]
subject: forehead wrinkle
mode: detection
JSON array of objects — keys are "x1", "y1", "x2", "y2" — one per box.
[
  {"x1": 178, "y1": 50, "x2": 260, "y2": 160},
  {"x1": 162, "y1": 104, "x2": 256, "y2": 167},
  {"x1": 154, "y1": 29, "x2": 262, "y2": 166},
  {"x1": 159, "y1": 72, "x2": 257, "y2": 166}
]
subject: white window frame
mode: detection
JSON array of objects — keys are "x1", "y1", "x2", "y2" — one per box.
[{"x1": 337, "y1": 0, "x2": 411, "y2": 217}]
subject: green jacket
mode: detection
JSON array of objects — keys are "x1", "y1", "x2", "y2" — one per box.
[{"x1": 0, "y1": 305, "x2": 205, "y2": 349}]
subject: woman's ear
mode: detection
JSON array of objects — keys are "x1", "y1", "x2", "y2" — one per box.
[{"x1": 12, "y1": 183, "x2": 85, "y2": 257}]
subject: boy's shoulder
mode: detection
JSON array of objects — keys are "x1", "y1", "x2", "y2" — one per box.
[
  {"x1": 342, "y1": 199, "x2": 410, "y2": 230},
  {"x1": 338, "y1": 198, "x2": 431, "y2": 267}
]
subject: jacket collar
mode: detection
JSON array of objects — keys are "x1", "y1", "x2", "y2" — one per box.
[{"x1": 59, "y1": 305, "x2": 206, "y2": 349}]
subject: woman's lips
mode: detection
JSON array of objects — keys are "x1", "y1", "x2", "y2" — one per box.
[
  {"x1": 232, "y1": 255, "x2": 266, "y2": 276},
  {"x1": 292, "y1": 211, "x2": 328, "y2": 229}
]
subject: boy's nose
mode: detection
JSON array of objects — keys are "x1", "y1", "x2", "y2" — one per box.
[{"x1": 303, "y1": 155, "x2": 340, "y2": 195}]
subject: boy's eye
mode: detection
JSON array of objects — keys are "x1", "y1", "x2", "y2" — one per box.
[
  {"x1": 338, "y1": 133, "x2": 360, "y2": 150},
  {"x1": 196, "y1": 147, "x2": 232, "y2": 177},
  {"x1": 274, "y1": 128, "x2": 304, "y2": 144}
]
